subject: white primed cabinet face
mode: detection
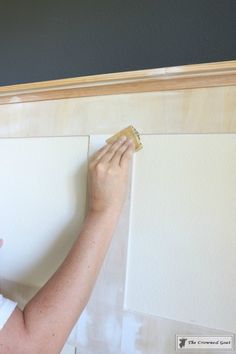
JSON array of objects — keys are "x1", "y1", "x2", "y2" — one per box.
[
  {"x1": 0, "y1": 137, "x2": 88, "y2": 287},
  {"x1": 126, "y1": 134, "x2": 236, "y2": 332}
]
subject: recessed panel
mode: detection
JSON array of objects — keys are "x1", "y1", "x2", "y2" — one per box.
[
  {"x1": 126, "y1": 134, "x2": 236, "y2": 332},
  {"x1": 0, "y1": 137, "x2": 88, "y2": 287}
]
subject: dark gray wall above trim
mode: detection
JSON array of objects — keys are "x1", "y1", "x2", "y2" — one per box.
[{"x1": 0, "y1": 0, "x2": 236, "y2": 86}]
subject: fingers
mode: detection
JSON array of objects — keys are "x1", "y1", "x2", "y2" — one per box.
[
  {"x1": 110, "y1": 138, "x2": 133, "y2": 166},
  {"x1": 120, "y1": 141, "x2": 135, "y2": 168},
  {"x1": 90, "y1": 143, "x2": 111, "y2": 163},
  {"x1": 90, "y1": 135, "x2": 134, "y2": 169},
  {"x1": 99, "y1": 136, "x2": 127, "y2": 163}
]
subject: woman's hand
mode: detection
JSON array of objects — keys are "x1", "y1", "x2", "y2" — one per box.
[{"x1": 88, "y1": 136, "x2": 134, "y2": 217}]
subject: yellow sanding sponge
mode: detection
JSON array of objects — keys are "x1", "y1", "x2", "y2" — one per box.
[{"x1": 106, "y1": 125, "x2": 143, "y2": 152}]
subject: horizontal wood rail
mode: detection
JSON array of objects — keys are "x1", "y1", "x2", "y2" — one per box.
[{"x1": 0, "y1": 60, "x2": 236, "y2": 105}]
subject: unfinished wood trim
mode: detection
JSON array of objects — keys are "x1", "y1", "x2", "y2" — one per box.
[
  {"x1": 0, "y1": 60, "x2": 236, "y2": 105},
  {"x1": 0, "y1": 86, "x2": 235, "y2": 137}
]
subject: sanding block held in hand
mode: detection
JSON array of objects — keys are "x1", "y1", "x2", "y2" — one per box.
[{"x1": 106, "y1": 125, "x2": 143, "y2": 152}]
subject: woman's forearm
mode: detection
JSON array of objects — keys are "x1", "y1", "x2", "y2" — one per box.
[{"x1": 23, "y1": 210, "x2": 119, "y2": 353}]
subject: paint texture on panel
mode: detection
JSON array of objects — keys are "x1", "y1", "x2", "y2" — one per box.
[{"x1": 126, "y1": 134, "x2": 236, "y2": 332}]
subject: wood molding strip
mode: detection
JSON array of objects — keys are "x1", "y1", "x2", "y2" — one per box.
[{"x1": 0, "y1": 60, "x2": 236, "y2": 105}]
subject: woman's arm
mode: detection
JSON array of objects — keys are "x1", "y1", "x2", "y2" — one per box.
[{"x1": 0, "y1": 136, "x2": 134, "y2": 354}]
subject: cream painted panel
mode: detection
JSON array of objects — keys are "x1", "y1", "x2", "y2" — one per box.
[
  {"x1": 0, "y1": 86, "x2": 235, "y2": 137},
  {"x1": 126, "y1": 134, "x2": 236, "y2": 332},
  {"x1": 0, "y1": 137, "x2": 88, "y2": 287}
]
